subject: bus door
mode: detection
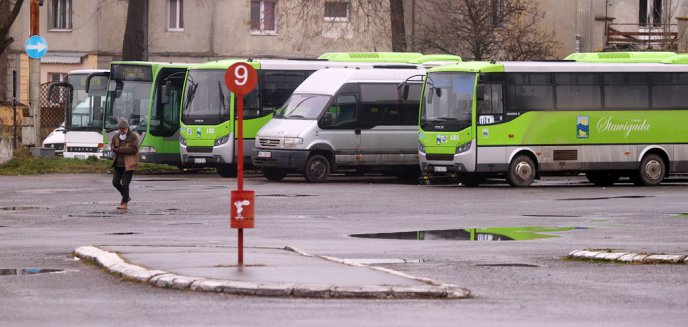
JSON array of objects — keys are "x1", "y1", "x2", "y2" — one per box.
[{"x1": 475, "y1": 81, "x2": 507, "y2": 173}]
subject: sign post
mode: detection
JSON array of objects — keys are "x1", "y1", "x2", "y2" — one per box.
[{"x1": 224, "y1": 62, "x2": 258, "y2": 266}]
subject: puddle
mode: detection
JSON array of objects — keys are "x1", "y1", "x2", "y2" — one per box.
[
  {"x1": 137, "y1": 179, "x2": 187, "y2": 182},
  {"x1": 558, "y1": 195, "x2": 652, "y2": 201},
  {"x1": 256, "y1": 194, "x2": 317, "y2": 198},
  {"x1": 0, "y1": 268, "x2": 64, "y2": 276},
  {"x1": 108, "y1": 232, "x2": 141, "y2": 235},
  {"x1": 476, "y1": 263, "x2": 539, "y2": 267},
  {"x1": 0, "y1": 206, "x2": 43, "y2": 211},
  {"x1": 672, "y1": 213, "x2": 688, "y2": 218},
  {"x1": 68, "y1": 211, "x2": 118, "y2": 218},
  {"x1": 168, "y1": 222, "x2": 204, "y2": 226},
  {"x1": 523, "y1": 214, "x2": 580, "y2": 218},
  {"x1": 350, "y1": 226, "x2": 584, "y2": 241}
]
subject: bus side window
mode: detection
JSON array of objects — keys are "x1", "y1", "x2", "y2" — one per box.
[{"x1": 477, "y1": 83, "x2": 504, "y2": 124}]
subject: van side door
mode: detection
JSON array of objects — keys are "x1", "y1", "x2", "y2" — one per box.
[
  {"x1": 358, "y1": 83, "x2": 421, "y2": 166},
  {"x1": 317, "y1": 92, "x2": 361, "y2": 166}
]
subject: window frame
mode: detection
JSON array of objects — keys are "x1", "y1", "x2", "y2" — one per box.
[
  {"x1": 48, "y1": 0, "x2": 72, "y2": 31},
  {"x1": 324, "y1": 1, "x2": 350, "y2": 22},
  {"x1": 167, "y1": 0, "x2": 184, "y2": 32},
  {"x1": 250, "y1": 0, "x2": 278, "y2": 35}
]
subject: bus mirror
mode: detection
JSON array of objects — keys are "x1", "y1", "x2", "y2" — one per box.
[
  {"x1": 321, "y1": 112, "x2": 333, "y2": 126},
  {"x1": 435, "y1": 88, "x2": 442, "y2": 98},
  {"x1": 476, "y1": 85, "x2": 485, "y2": 101},
  {"x1": 401, "y1": 84, "x2": 410, "y2": 100},
  {"x1": 48, "y1": 82, "x2": 73, "y2": 106}
]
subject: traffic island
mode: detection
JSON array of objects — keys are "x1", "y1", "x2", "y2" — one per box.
[
  {"x1": 568, "y1": 249, "x2": 688, "y2": 264},
  {"x1": 74, "y1": 245, "x2": 470, "y2": 299}
]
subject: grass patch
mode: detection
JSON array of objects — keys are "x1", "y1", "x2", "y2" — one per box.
[{"x1": 0, "y1": 149, "x2": 179, "y2": 175}]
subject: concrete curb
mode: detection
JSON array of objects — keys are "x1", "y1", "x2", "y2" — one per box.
[
  {"x1": 568, "y1": 250, "x2": 688, "y2": 264},
  {"x1": 74, "y1": 246, "x2": 471, "y2": 299}
]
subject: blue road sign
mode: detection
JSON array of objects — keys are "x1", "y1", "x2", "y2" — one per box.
[{"x1": 25, "y1": 35, "x2": 48, "y2": 59}]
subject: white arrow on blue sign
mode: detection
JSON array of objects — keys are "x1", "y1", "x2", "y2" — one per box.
[{"x1": 25, "y1": 35, "x2": 48, "y2": 59}]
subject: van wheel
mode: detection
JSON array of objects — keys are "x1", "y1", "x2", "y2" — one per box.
[
  {"x1": 262, "y1": 168, "x2": 287, "y2": 181},
  {"x1": 304, "y1": 154, "x2": 330, "y2": 182},
  {"x1": 506, "y1": 154, "x2": 536, "y2": 187},
  {"x1": 585, "y1": 171, "x2": 620, "y2": 186},
  {"x1": 637, "y1": 154, "x2": 665, "y2": 186},
  {"x1": 216, "y1": 164, "x2": 237, "y2": 178}
]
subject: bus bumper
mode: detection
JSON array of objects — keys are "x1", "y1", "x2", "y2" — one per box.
[{"x1": 251, "y1": 148, "x2": 309, "y2": 170}]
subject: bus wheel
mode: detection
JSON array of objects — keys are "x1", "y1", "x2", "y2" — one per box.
[
  {"x1": 637, "y1": 154, "x2": 665, "y2": 186},
  {"x1": 459, "y1": 174, "x2": 483, "y2": 187},
  {"x1": 262, "y1": 168, "x2": 287, "y2": 181},
  {"x1": 506, "y1": 155, "x2": 536, "y2": 187},
  {"x1": 585, "y1": 171, "x2": 620, "y2": 186},
  {"x1": 304, "y1": 154, "x2": 330, "y2": 183},
  {"x1": 216, "y1": 164, "x2": 238, "y2": 178}
]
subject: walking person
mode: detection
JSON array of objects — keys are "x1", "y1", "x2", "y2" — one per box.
[{"x1": 111, "y1": 118, "x2": 139, "y2": 210}]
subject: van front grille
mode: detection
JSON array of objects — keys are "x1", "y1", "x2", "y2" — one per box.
[{"x1": 259, "y1": 138, "x2": 280, "y2": 147}]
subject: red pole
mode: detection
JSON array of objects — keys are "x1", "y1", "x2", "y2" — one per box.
[{"x1": 237, "y1": 94, "x2": 244, "y2": 266}]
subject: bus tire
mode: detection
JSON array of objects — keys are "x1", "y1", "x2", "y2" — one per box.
[
  {"x1": 304, "y1": 154, "x2": 330, "y2": 183},
  {"x1": 637, "y1": 154, "x2": 665, "y2": 186},
  {"x1": 506, "y1": 154, "x2": 536, "y2": 187},
  {"x1": 585, "y1": 171, "x2": 620, "y2": 186},
  {"x1": 216, "y1": 164, "x2": 238, "y2": 178},
  {"x1": 262, "y1": 168, "x2": 287, "y2": 181}
]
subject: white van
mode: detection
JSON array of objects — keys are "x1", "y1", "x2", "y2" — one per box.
[{"x1": 251, "y1": 67, "x2": 424, "y2": 182}]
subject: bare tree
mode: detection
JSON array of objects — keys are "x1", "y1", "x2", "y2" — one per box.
[
  {"x1": 278, "y1": 0, "x2": 396, "y2": 54},
  {"x1": 656, "y1": 0, "x2": 680, "y2": 50},
  {"x1": 122, "y1": 0, "x2": 148, "y2": 61},
  {"x1": 0, "y1": 0, "x2": 24, "y2": 103},
  {"x1": 414, "y1": 0, "x2": 558, "y2": 60},
  {"x1": 390, "y1": 0, "x2": 407, "y2": 51}
]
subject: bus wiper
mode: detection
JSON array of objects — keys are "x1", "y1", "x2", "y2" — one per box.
[
  {"x1": 218, "y1": 81, "x2": 227, "y2": 117},
  {"x1": 287, "y1": 114, "x2": 306, "y2": 119},
  {"x1": 183, "y1": 81, "x2": 197, "y2": 120}
]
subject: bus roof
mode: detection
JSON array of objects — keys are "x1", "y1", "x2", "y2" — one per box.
[
  {"x1": 430, "y1": 60, "x2": 688, "y2": 74},
  {"x1": 294, "y1": 67, "x2": 425, "y2": 96},
  {"x1": 68, "y1": 69, "x2": 108, "y2": 75},
  {"x1": 564, "y1": 51, "x2": 677, "y2": 63},
  {"x1": 110, "y1": 61, "x2": 192, "y2": 69},
  {"x1": 319, "y1": 52, "x2": 461, "y2": 67}
]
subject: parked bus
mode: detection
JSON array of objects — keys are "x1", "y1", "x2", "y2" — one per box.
[
  {"x1": 91, "y1": 62, "x2": 189, "y2": 166},
  {"x1": 252, "y1": 67, "x2": 426, "y2": 182},
  {"x1": 417, "y1": 57, "x2": 688, "y2": 187},
  {"x1": 62, "y1": 69, "x2": 109, "y2": 159},
  {"x1": 181, "y1": 53, "x2": 461, "y2": 177}
]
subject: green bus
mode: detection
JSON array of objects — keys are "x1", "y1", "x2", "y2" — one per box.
[
  {"x1": 180, "y1": 53, "x2": 461, "y2": 177},
  {"x1": 92, "y1": 62, "x2": 189, "y2": 166},
  {"x1": 417, "y1": 56, "x2": 688, "y2": 187}
]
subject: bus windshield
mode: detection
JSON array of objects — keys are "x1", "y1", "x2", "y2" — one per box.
[
  {"x1": 105, "y1": 80, "x2": 152, "y2": 132},
  {"x1": 67, "y1": 74, "x2": 106, "y2": 130},
  {"x1": 274, "y1": 94, "x2": 331, "y2": 120},
  {"x1": 421, "y1": 72, "x2": 475, "y2": 132}
]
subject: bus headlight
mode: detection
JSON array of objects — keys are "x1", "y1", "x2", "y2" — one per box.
[
  {"x1": 283, "y1": 137, "x2": 303, "y2": 147},
  {"x1": 140, "y1": 146, "x2": 157, "y2": 153},
  {"x1": 180, "y1": 135, "x2": 187, "y2": 146},
  {"x1": 215, "y1": 134, "x2": 230, "y2": 146},
  {"x1": 456, "y1": 141, "x2": 471, "y2": 154},
  {"x1": 418, "y1": 142, "x2": 426, "y2": 153}
]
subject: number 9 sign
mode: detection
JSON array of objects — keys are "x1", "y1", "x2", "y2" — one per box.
[{"x1": 224, "y1": 62, "x2": 257, "y2": 95}]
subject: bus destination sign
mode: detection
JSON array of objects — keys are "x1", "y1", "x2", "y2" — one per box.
[{"x1": 112, "y1": 64, "x2": 153, "y2": 82}]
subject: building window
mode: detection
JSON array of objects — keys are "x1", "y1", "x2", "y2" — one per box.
[
  {"x1": 168, "y1": 0, "x2": 184, "y2": 31},
  {"x1": 250, "y1": 0, "x2": 277, "y2": 34},
  {"x1": 324, "y1": 1, "x2": 349, "y2": 22},
  {"x1": 48, "y1": 73, "x2": 68, "y2": 82},
  {"x1": 49, "y1": 0, "x2": 72, "y2": 30},
  {"x1": 639, "y1": 0, "x2": 663, "y2": 27}
]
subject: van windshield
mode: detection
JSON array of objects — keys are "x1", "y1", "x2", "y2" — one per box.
[{"x1": 274, "y1": 94, "x2": 331, "y2": 120}]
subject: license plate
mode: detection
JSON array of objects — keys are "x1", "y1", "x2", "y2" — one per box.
[
  {"x1": 434, "y1": 166, "x2": 448, "y2": 173},
  {"x1": 258, "y1": 151, "x2": 272, "y2": 158},
  {"x1": 194, "y1": 158, "x2": 207, "y2": 164}
]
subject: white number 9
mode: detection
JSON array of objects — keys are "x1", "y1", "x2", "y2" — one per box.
[{"x1": 235, "y1": 65, "x2": 248, "y2": 86}]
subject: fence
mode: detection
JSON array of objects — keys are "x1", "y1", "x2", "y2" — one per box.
[{"x1": 607, "y1": 23, "x2": 678, "y2": 50}]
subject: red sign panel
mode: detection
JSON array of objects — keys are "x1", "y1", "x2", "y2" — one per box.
[
  {"x1": 230, "y1": 190, "x2": 255, "y2": 229},
  {"x1": 224, "y1": 62, "x2": 258, "y2": 95}
]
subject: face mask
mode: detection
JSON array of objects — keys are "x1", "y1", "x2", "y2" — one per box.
[{"x1": 119, "y1": 134, "x2": 126, "y2": 141}]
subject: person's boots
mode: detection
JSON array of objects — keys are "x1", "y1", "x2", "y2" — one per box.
[{"x1": 117, "y1": 201, "x2": 127, "y2": 210}]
